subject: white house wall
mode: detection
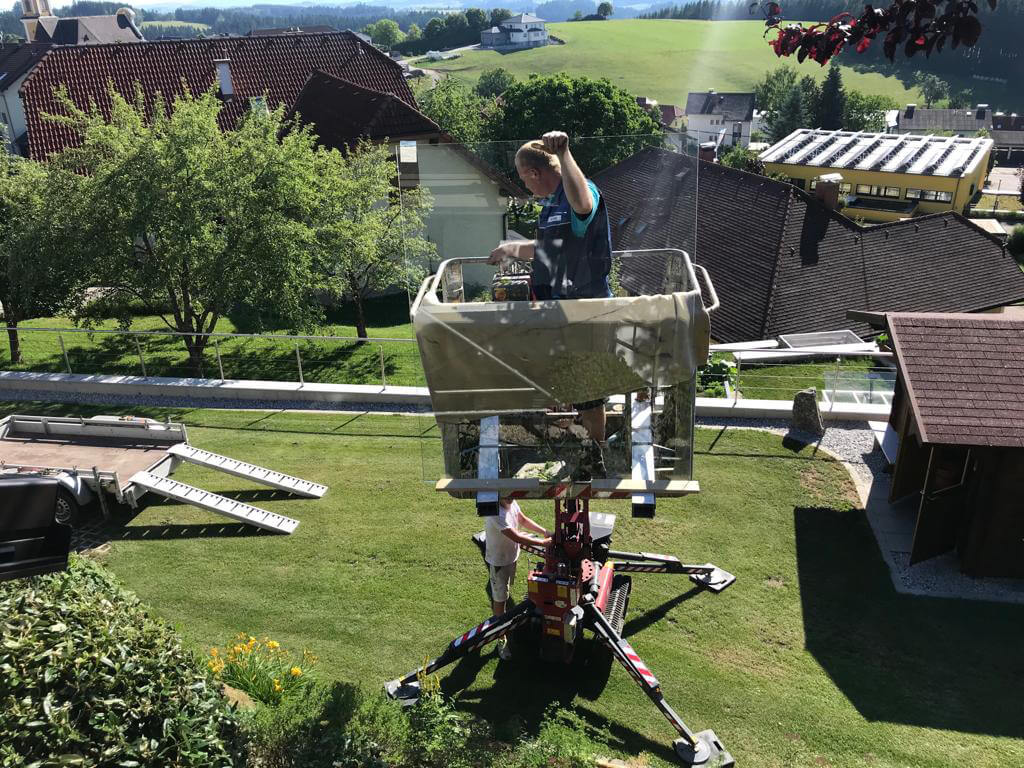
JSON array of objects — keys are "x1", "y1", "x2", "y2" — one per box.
[{"x1": 2, "y1": 73, "x2": 30, "y2": 154}]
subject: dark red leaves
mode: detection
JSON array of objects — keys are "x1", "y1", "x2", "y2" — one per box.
[{"x1": 756, "y1": 0, "x2": 995, "y2": 64}]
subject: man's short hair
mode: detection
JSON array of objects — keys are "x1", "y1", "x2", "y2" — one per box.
[{"x1": 515, "y1": 140, "x2": 561, "y2": 172}]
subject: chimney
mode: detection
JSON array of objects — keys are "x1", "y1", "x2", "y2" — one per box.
[
  {"x1": 976, "y1": 103, "x2": 989, "y2": 120},
  {"x1": 214, "y1": 59, "x2": 233, "y2": 98},
  {"x1": 815, "y1": 173, "x2": 843, "y2": 210},
  {"x1": 905, "y1": 103, "x2": 916, "y2": 119},
  {"x1": 116, "y1": 7, "x2": 144, "y2": 40},
  {"x1": 698, "y1": 141, "x2": 717, "y2": 163}
]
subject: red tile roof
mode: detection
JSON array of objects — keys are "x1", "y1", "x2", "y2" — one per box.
[
  {"x1": 888, "y1": 312, "x2": 1024, "y2": 448},
  {"x1": 20, "y1": 31, "x2": 415, "y2": 160},
  {"x1": 288, "y1": 70, "x2": 439, "y2": 147}
]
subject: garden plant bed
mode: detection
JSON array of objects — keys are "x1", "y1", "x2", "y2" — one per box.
[{"x1": 4, "y1": 402, "x2": 1022, "y2": 767}]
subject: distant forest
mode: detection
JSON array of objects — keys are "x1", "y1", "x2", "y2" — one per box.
[{"x1": 641, "y1": 0, "x2": 1023, "y2": 85}]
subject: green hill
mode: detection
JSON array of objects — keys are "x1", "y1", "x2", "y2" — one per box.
[{"x1": 429, "y1": 19, "x2": 923, "y2": 108}]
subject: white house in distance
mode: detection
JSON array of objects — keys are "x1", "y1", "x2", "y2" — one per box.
[
  {"x1": 480, "y1": 13, "x2": 548, "y2": 51},
  {"x1": 684, "y1": 90, "x2": 757, "y2": 148}
]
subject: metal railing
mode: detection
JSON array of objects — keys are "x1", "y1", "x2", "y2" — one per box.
[{"x1": 0, "y1": 326, "x2": 423, "y2": 388}]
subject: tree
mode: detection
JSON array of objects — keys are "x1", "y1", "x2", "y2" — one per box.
[
  {"x1": 0, "y1": 152, "x2": 86, "y2": 363},
  {"x1": 424, "y1": 17, "x2": 444, "y2": 39},
  {"x1": 53, "y1": 87, "x2": 324, "y2": 376},
  {"x1": 798, "y1": 74, "x2": 821, "y2": 128},
  {"x1": 843, "y1": 90, "x2": 898, "y2": 131},
  {"x1": 363, "y1": 18, "x2": 405, "y2": 49},
  {"x1": 418, "y1": 76, "x2": 485, "y2": 144},
  {"x1": 406, "y1": 23, "x2": 421, "y2": 41},
  {"x1": 948, "y1": 87, "x2": 974, "y2": 109},
  {"x1": 475, "y1": 67, "x2": 516, "y2": 98},
  {"x1": 719, "y1": 145, "x2": 766, "y2": 175},
  {"x1": 1008, "y1": 224, "x2": 1024, "y2": 260},
  {"x1": 766, "y1": 84, "x2": 808, "y2": 142},
  {"x1": 818, "y1": 61, "x2": 845, "y2": 130},
  {"x1": 913, "y1": 71, "x2": 950, "y2": 108},
  {"x1": 754, "y1": 65, "x2": 798, "y2": 120},
  {"x1": 444, "y1": 12, "x2": 468, "y2": 33},
  {"x1": 597, "y1": 1, "x2": 614, "y2": 16},
  {"x1": 572, "y1": 9, "x2": 583, "y2": 19},
  {"x1": 489, "y1": 8, "x2": 513, "y2": 27},
  {"x1": 311, "y1": 143, "x2": 433, "y2": 339},
  {"x1": 484, "y1": 74, "x2": 663, "y2": 174},
  {"x1": 465, "y1": 7, "x2": 487, "y2": 30}
]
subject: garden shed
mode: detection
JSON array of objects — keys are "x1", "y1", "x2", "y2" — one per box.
[{"x1": 884, "y1": 312, "x2": 1024, "y2": 578}]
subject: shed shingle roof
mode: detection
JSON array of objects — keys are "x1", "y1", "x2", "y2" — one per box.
[
  {"x1": 683, "y1": 91, "x2": 754, "y2": 121},
  {"x1": 0, "y1": 43, "x2": 51, "y2": 91},
  {"x1": 592, "y1": 147, "x2": 1024, "y2": 342},
  {"x1": 898, "y1": 106, "x2": 990, "y2": 132},
  {"x1": 888, "y1": 312, "x2": 1024, "y2": 448},
  {"x1": 20, "y1": 31, "x2": 415, "y2": 160}
]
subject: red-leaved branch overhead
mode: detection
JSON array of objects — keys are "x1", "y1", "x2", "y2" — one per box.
[{"x1": 752, "y1": 0, "x2": 997, "y2": 65}]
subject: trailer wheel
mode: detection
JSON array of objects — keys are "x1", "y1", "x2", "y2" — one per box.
[{"x1": 54, "y1": 488, "x2": 80, "y2": 527}]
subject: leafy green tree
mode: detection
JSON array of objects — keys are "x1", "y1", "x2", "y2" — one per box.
[
  {"x1": 948, "y1": 87, "x2": 974, "y2": 109},
  {"x1": 913, "y1": 71, "x2": 949, "y2": 108},
  {"x1": 843, "y1": 90, "x2": 898, "y2": 132},
  {"x1": 572, "y1": 9, "x2": 583, "y2": 19},
  {"x1": 475, "y1": 67, "x2": 516, "y2": 98},
  {"x1": 1008, "y1": 224, "x2": 1024, "y2": 260},
  {"x1": 0, "y1": 152, "x2": 86, "y2": 363},
  {"x1": 483, "y1": 73, "x2": 663, "y2": 174},
  {"x1": 364, "y1": 18, "x2": 405, "y2": 48},
  {"x1": 754, "y1": 65, "x2": 798, "y2": 119},
  {"x1": 818, "y1": 62, "x2": 845, "y2": 130},
  {"x1": 406, "y1": 22, "x2": 421, "y2": 41},
  {"x1": 719, "y1": 145, "x2": 765, "y2": 174},
  {"x1": 52, "y1": 87, "x2": 324, "y2": 376},
  {"x1": 444, "y1": 12, "x2": 468, "y2": 33},
  {"x1": 424, "y1": 17, "x2": 444, "y2": 39},
  {"x1": 597, "y1": 1, "x2": 614, "y2": 16},
  {"x1": 465, "y1": 7, "x2": 487, "y2": 29},
  {"x1": 766, "y1": 85, "x2": 808, "y2": 142},
  {"x1": 418, "y1": 76, "x2": 485, "y2": 144},
  {"x1": 798, "y1": 74, "x2": 821, "y2": 129},
  {"x1": 489, "y1": 8, "x2": 513, "y2": 26},
  {"x1": 311, "y1": 143, "x2": 433, "y2": 339}
]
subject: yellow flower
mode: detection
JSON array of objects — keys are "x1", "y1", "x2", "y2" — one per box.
[
  {"x1": 273, "y1": 678, "x2": 283, "y2": 692},
  {"x1": 267, "y1": 640, "x2": 280, "y2": 650},
  {"x1": 290, "y1": 667, "x2": 302, "y2": 677},
  {"x1": 210, "y1": 648, "x2": 219, "y2": 657}
]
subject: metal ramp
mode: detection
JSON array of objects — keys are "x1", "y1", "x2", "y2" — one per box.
[
  {"x1": 167, "y1": 444, "x2": 327, "y2": 498},
  {"x1": 128, "y1": 471, "x2": 300, "y2": 534}
]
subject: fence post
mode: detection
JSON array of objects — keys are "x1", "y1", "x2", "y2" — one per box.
[
  {"x1": 733, "y1": 357, "x2": 741, "y2": 404},
  {"x1": 830, "y1": 355, "x2": 841, "y2": 403},
  {"x1": 58, "y1": 333, "x2": 71, "y2": 374},
  {"x1": 295, "y1": 341, "x2": 304, "y2": 386},
  {"x1": 214, "y1": 339, "x2": 225, "y2": 382},
  {"x1": 134, "y1": 336, "x2": 147, "y2": 377},
  {"x1": 380, "y1": 344, "x2": 387, "y2": 387}
]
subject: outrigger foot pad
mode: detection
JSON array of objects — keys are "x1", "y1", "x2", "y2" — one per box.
[
  {"x1": 385, "y1": 679, "x2": 421, "y2": 706},
  {"x1": 673, "y1": 730, "x2": 734, "y2": 767},
  {"x1": 689, "y1": 564, "x2": 736, "y2": 593}
]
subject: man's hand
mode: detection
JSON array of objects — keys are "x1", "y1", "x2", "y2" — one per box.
[
  {"x1": 488, "y1": 242, "x2": 519, "y2": 265},
  {"x1": 537, "y1": 537, "x2": 553, "y2": 548},
  {"x1": 541, "y1": 131, "x2": 569, "y2": 157}
]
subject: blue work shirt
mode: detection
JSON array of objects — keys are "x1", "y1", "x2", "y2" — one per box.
[{"x1": 533, "y1": 179, "x2": 613, "y2": 300}]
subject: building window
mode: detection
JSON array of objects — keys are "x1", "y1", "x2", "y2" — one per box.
[
  {"x1": 883, "y1": 187, "x2": 901, "y2": 198},
  {"x1": 935, "y1": 190, "x2": 953, "y2": 202},
  {"x1": 905, "y1": 188, "x2": 922, "y2": 199},
  {"x1": 809, "y1": 179, "x2": 818, "y2": 190},
  {"x1": 840, "y1": 183, "x2": 852, "y2": 194},
  {"x1": 856, "y1": 183, "x2": 873, "y2": 195}
]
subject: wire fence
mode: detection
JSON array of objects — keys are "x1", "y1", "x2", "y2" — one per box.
[{"x1": 1, "y1": 326, "x2": 896, "y2": 404}]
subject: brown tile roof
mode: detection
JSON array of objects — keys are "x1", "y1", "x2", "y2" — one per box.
[
  {"x1": 0, "y1": 43, "x2": 51, "y2": 91},
  {"x1": 20, "y1": 31, "x2": 415, "y2": 160},
  {"x1": 897, "y1": 106, "x2": 990, "y2": 132},
  {"x1": 288, "y1": 70, "x2": 439, "y2": 147},
  {"x1": 593, "y1": 147, "x2": 1024, "y2": 342},
  {"x1": 887, "y1": 312, "x2": 1024, "y2": 448}
]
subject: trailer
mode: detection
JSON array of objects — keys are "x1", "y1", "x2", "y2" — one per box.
[{"x1": 0, "y1": 414, "x2": 326, "y2": 534}]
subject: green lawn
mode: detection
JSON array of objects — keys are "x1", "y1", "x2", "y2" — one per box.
[
  {"x1": 3, "y1": 295, "x2": 424, "y2": 386},
  {"x1": 7, "y1": 401, "x2": 1021, "y2": 767},
  {"x1": 429, "y1": 20, "x2": 925, "y2": 108},
  {"x1": 735, "y1": 358, "x2": 879, "y2": 401},
  {"x1": 974, "y1": 194, "x2": 1023, "y2": 212}
]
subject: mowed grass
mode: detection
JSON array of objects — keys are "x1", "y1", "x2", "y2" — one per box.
[
  {"x1": 736, "y1": 357, "x2": 879, "y2": 401},
  {"x1": 3, "y1": 295, "x2": 425, "y2": 386},
  {"x1": 8, "y1": 400, "x2": 1022, "y2": 767},
  {"x1": 429, "y1": 20, "x2": 924, "y2": 108}
]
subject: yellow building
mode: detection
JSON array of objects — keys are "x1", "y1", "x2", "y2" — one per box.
[{"x1": 760, "y1": 129, "x2": 992, "y2": 223}]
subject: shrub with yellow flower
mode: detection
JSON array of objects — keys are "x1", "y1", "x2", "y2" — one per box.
[{"x1": 207, "y1": 633, "x2": 318, "y2": 706}]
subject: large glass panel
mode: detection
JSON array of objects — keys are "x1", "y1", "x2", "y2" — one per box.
[{"x1": 397, "y1": 134, "x2": 708, "y2": 497}]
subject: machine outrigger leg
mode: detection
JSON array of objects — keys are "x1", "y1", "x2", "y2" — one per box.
[
  {"x1": 385, "y1": 599, "x2": 534, "y2": 703},
  {"x1": 583, "y1": 595, "x2": 734, "y2": 767},
  {"x1": 609, "y1": 550, "x2": 736, "y2": 593}
]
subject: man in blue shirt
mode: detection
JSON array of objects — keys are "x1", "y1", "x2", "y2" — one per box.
[{"x1": 488, "y1": 131, "x2": 613, "y2": 471}]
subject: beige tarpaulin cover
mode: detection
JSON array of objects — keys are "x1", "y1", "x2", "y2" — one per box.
[{"x1": 413, "y1": 263, "x2": 710, "y2": 419}]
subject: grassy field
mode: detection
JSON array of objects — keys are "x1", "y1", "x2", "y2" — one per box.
[
  {"x1": 428, "y1": 20, "x2": 925, "y2": 108},
  {"x1": 8, "y1": 401, "x2": 1022, "y2": 767},
  {"x1": 975, "y1": 194, "x2": 1024, "y2": 212},
  {"x1": 736, "y1": 357, "x2": 880, "y2": 401},
  {"x1": 3, "y1": 295, "x2": 424, "y2": 386}
]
